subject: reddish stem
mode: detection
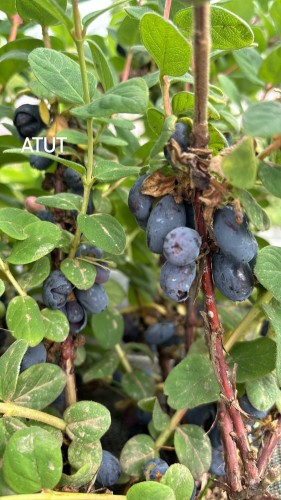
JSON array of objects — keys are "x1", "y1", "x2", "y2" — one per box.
[
  {"x1": 164, "y1": 0, "x2": 172, "y2": 20},
  {"x1": 8, "y1": 14, "x2": 23, "y2": 42},
  {"x1": 122, "y1": 50, "x2": 133, "y2": 83},
  {"x1": 257, "y1": 415, "x2": 281, "y2": 478},
  {"x1": 219, "y1": 402, "x2": 242, "y2": 492},
  {"x1": 194, "y1": 194, "x2": 258, "y2": 485}
]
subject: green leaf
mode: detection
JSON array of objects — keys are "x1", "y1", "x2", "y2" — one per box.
[
  {"x1": 16, "y1": 0, "x2": 67, "y2": 26},
  {"x1": 77, "y1": 213, "x2": 126, "y2": 255},
  {"x1": 90, "y1": 307, "x2": 124, "y2": 349},
  {"x1": 208, "y1": 123, "x2": 228, "y2": 156},
  {"x1": 95, "y1": 160, "x2": 140, "y2": 182},
  {"x1": 221, "y1": 137, "x2": 257, "y2": 189},
  {"x1": 36, "y1": 193, "x2": 83, "y2": 211},
  {"x1": 172, "y1": 92, "x2": 219, "y2": 119},
  {"x1": 82, "y1": 0, "x2": 128, "y2": 29},
  {"x1": 0, "y1": 279, "x2": 4, "y2": 297},
  {"x1": 164, "y1": 354, "x2": 220, "y2": 410},
  {"x1": 13, "y1": 363, "x2": 66, "y2": 410},
  {"x1": 64, "y1": 401, "x2": 111, "y2": 443},
  {"x1": 7, "y1": 221, "x2": 61, "y2": 265},
  {"x1": 120, "y1": 434, "x2": 158, "y2": 476},
  {"x1": 243, "y1": 101, "x2": 281, "y2": 137},
  {"x1": 122, "y1": 369, "x2": 155, "y2": 400},
  {"x1": 3, "y1": 427, "x2": 62, "y2": 494},
  {"x1": 174, "y1": 6, "x2": 254, "y2": 50},
  {"x1": 259, "y1": 46, "x2": 281, "y2": 85},
  {"x1": 152, "y1": 399, "x2": 170, "y2": 432},
  {"x1": 88, "y1": 40, "x2": 114, "y2": 91},
  {"x1": 127, "y1": 482, "x2": 176, "y2": 500},
  {"x1": 151, "y1": 115, "x2": 177, "y2": 157},
  {"x1": 259, "y1": 162, "x2": 281, "y2": 199},
  {"x1": 6, "y1": 296, "x2": 45, "y2": 346},
  {"x1": 174, "y1": 425, "x2": 212, "y2": 479},
  {"x1": 270, "y1": 0, "x2": 281, "y2": 32},
  {"x1": 59, "y1": 464, "x2": 94, "y2": 488},
  {"x1": 4, "y1": 148, "x2": 85, "y2": 175},
  {"x1": 41, "y1": 308, "x2": 69, "y2": 342},
  {"x1": 147, "y1": 108, "x2": 165, "y2": 136},
  {"x1": 246, "y1": 374, "x2": 279, "y2": 411},
  {"x1": 0, "y1": 208, "x2": 37, "y2": 240},
  {"x1": 161, "y1": 464, "x2": 194, "y2": 500},
  {"x1": 32, "y1": 0, "x2": 71, "y2": 28},
  {"x1": 233, "y1": 188, "x2": 270, "y2": 231},
  {"x1": 68, "y1": 439, "x2": 102, "y2": 472},
  {"x1": 228, "y1": 338, "x2": 276, "y2": 383},
  {"x1": 263, "y1": 300, "x2": 281, "y2": 386},
  {"x1": 255, "y1": 247, "x2": 281, "y2": 301},
  {"x1": 29, "y1": 48, "x2": 96, "y2": 105},
  {"x1": 104, "y1": 279, "x2": 127, "y2": 307},
  {"x1": 61, "y1": 258, "x2": 96, "y2": 290},
  {"x1": 19, "y1": 257, "x2": 50, "y2": 291},
  {"x1": 140, "y1": 13, "x2": 192, "y2": 77},
  {"x1": 0, "y1": 340, "x2": 28, "y2": 401},
  {"x1": 57, "y1": 129, "x2": 88, "y2": 145},
  {"x1": 83, "y1": 351, "x2": 119, "y2": 383},
  {"x1": 72, "y1": 78, "x2": 149, "y2": 118},
  {"x1": 233, "y1": 48, "x2": 264, "y2": 86},
  {"x1": 126, "y1": 6, "x2": 155, "y2": 20}
]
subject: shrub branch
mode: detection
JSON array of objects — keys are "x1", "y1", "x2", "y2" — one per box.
[{"x1": 191, "y1": 2, "x2": 259, "y2": 490}]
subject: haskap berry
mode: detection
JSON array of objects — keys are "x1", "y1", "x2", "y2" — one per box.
[
  {"x1": 128, "y1": 174, "x2": 154, "y2": 229},
  {"x1": 146, "y1": 195, "x2": 186, "y2": 254},
  {"x1": 164, "y1": 121, "x2": 190, "y2": 169},
  {"x1": 29, "y1": 139, "x2": 54, "y2": 171},
  {"x1": 42, "y1": 270, "x2": 72, "y2": 309},
  {"x1": 143, "y1": 458, "x2": 169, "y2": 480},
  {"x1": 13, "y1": 104, "x2": 45, "y2": 139},
  {"x1": 96, "y1": 450, "x2": 122, "y2": 487},
  {"x1": 75, "y1": 283, "x2": 108, "y2": 314}
]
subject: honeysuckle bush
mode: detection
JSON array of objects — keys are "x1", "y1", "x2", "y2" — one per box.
[{"x1": 0, "y1": 0, "x2": 281, "y2": 499}]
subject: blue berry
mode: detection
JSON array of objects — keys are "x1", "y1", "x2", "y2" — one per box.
[
  {"x1": 42, "y1": 270, "x2": 72, "y2": 309},
  {"x1": 213, "y1": 205, "x2": 258, "y2": 263},
  {"x1": 36, "y1": 210, "x2": 54, "y2": 223},
  {"x1": 96, "y1": 450, "x2": 121, "y2": 487},
  {"x1": 160, "y1": 261, "x2": 196, "y2": 302},
  {"x1": 164, "y1": 122, "x2": 190, "y2": 168},
  {"x1": 75, "y1": 284, "x2": 108, "y2": 314},
  {"x1": 163, "y1": 226, "x2": 201, "y2": 266},
  {"x1": 239, "y1": 395, "x2": 269, "y2": 420},
  {"x1": 13, "y1": 104, "x2": 45, "y2": 139},
  {"x1": 21, "y1": 342, "x2": 47, "y2": 371},
  {"x1": 209, "y1": 448, "x2": 225, "y2": 476},
  {"x1": 63, "y1": 168, "x2": 83, "y2": 191},
  {"x1": 29, "y1": 139, "x2": 54, "y2": 171},
  {"x1": 128, "y1": 175, "x2": 154, "y2": 228},
  {"x1": 146, "y1": 195, "x2": 186, "y2": 254},
  {"x1": 76, "y1": 244, "x2": 103, "y2": 259},
  {"x1": 143, "y1": 458, "x2": 169, "y2": 481},
  {"x1": 212, "y1": 252, "x2": 254, "y2": 302},
  {"x1": 144, "y1": 322, "x2": 175, "y2": 346}
]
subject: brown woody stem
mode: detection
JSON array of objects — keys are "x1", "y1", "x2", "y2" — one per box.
[
  {"x1": 219, "y1": 402, "x2": 242, "y2": 492},
  {"x1": 257, "y1": 415, "x2": 281, "y2": 478},
  {"x1": 191, "y1": 2, "x2": 259, "y2": 488}
]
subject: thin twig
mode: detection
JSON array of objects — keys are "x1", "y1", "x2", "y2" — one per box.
[
  {"x1": 42, "y1": 25, "x2": 51, "y2": 48},
  {"x1": 164, "y1": 0, "x2": 172, "y2": 20},
  {"x1": 122, "y1": 50, "x2": 133, "y2": 82},
  {"x1": 8, "y1": 14, "x2": 22, "y2": 42},
  {"x1": 257, "y1": 415, "x2": 281, "y2": 478},
  {"x1": 219, "y1": 402, "x2": 242, "y2": 492}
]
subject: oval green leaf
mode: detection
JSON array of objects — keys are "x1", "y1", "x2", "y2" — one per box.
[
  {"x1": 90, "y1": 307, "x2": 124, "y2": 349},
  {"x1": 6, "y1": 296, "x2": 45, "y2": 346},
  {"x1": 255, "y1": 247, "x2": 281, "y2": 302},
  {"x1": 120, "y1": 434, "x2": 158, "y2": 477},
  {"x1": 174, "y1": 424, "x2": 212, "y2": 479},
  {"x1": 3, "y1": 427, "x2": 62, "y2": 494},
  {"x1": 41, "y1": 308, "x2": 69, "y2": 342},
  {"x1": 77, "y1": 213, "x2": 126, "y2": 255},
  {"x1": 61, "y1": 258, "x2": 96, "y2": 290},
  {"x1": 64, "y1": 401, "x2": 111, "y2": 443}
]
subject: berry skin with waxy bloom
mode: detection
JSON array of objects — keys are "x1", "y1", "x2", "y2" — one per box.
[
  {"x1": 42, "y1": 270, "x2": 72, "y2": 310},
  {"x1": 13, "y1": 104, "x2": 45, "y2": 139}
]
